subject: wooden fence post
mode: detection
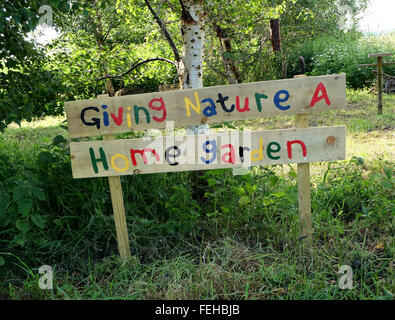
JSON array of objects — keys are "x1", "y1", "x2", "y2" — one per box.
[
  {"x1": 360, "y1": 53, "x2": 394, "y2": 115},
  {"x1": 97, "y1": 94, "x2": 131, "y2": 260},
  {"x1": 294, "y1": 75, "x2": 312, "y2": 249},
  {"x1": 377, "y1": 56, "x2": 383, "y2": 115},
  {"x1": 103, "y1": 134, "x2": 131, "y2": 260}
]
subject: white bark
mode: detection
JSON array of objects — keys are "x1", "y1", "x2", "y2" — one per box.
[
  {"x1": 180, "y1": 1, "x2": 205, "y2": 90},
  {"x1": 181, "y1": 0, "x2": 208, "y2": 134}
]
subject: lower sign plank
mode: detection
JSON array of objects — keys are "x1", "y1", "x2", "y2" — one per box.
[{"x1": 70, "y1": 126, "x2": 346, "y2": 178}]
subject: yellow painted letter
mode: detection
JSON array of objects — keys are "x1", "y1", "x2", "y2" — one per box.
[
  {"x1": 111, "y1": 153, "x2": 130, "y2": 172},
  {"x1": 184, "y1": 91, "x2": 201, "y2": 117},
  {"x1": 251, "y1": 138, "x2": 264, "y2": 161}
]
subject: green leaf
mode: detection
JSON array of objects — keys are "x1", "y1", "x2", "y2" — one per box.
[
  {"x1": 289, "y1": 171, "x2": 297, "y2": 179},
  {"x1": 207, "y1": 210, "x2": 219, "y2": 217},
  {"x1": 17, "y1": 199, "x2": 33, "y2": 216},
  {"x1": 221, "y1": 206, "x2": 230, "y2": 214},
  {"x1": 239, "y1": 195, "x2": 250, "y2": 205},
  {"x1": 52, "y1": 135, "x2": 67, "y2": 146},
  {"x1": 271, "y1": 191, "x2": 286, "y2": 198},
  {"x1": 13, "y1": 186, "x2": 30, "y2": 202},
  {"x1": 0, "y1": 257, "x2": 4, "y2": 267},
  {"x1": 231, "y1": 186, "x2": 246, "y2": 196},
  {"x1": 383, "y1": 287, "x2": 394, "y2": 298},
  {"x1": 37, "y1": 151, "x2": 54, "y2": 168},
  {"x1": 32, "y1": 187, "x2": 46, "y2": 201},
  {"x1": 269, "y1": 176, "x2": 279, "y2": 186},
  {"x1": 223, "y1": 122, "x2": 237, "y2": 130},
  {"x1": 16, "y1": 238, "x2": 26, "y2": 247},
  {"x1": 31, "y1": 215, "x2": 45, "y2": 229},
  {"x1": 245, "y1": 183, "x2": 255, "y2": 195},
  {"x1": 207, "y1": 178, "x2": 218, "y2": 186},
  {"x1": 0, "y1": 193, "x2": 10, "y2": 215},
  {"x1": 262, "y1": 198, "x2": 275, "y2": 206},
  {"x1": 16, "y1": 219, "x2": 30, "y2": 233}
]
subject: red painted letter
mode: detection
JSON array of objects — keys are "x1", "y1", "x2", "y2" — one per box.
[
  {"x1": 110, "y1": 107, "x2": 123, "y2": 126},
  {"x1": 287, "y1": 140, "x2": 307, "y2": 159},
  {"x1": 310, "y1": 82, "x2": 331, "y2": 107},
  {"x1": 130, "y1": 148, "x2": 160, "y2": 166},
  {"x1": 221, "y1": 144, "x2": 236, "y2": 164},
  {"x1": 148, "y1": 97, "x2": 167, "y2": 122},
  {"x1": 236, "y1": 96, "x2": 250, "y2": 112}
]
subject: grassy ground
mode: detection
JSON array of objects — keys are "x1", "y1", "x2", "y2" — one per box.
[{"x1": 0, "y1": 89, "x2": 394, "y2": 300}]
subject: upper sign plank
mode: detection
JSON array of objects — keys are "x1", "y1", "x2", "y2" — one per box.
[{"x1": 65, "y1": 74, "x2": 346, "y2": 138}]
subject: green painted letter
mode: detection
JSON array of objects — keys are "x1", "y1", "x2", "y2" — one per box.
[
  {"x1": 89, "y1": 147, "x2": 109, "y2": 174},
  {"x1": 267, "y1": 142, "x2": 281, "y2": 160},
  {"x1": 255, "y1": 93, "x2": 268, "y2": 112}
]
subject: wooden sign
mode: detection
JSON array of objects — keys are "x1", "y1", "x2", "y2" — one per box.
[
  {"x1": 70, "y1": 126, "x2": 346, "y2": 179},
  {"x1": 65, "y1": 73, "x2": 347, "y2": 259},
  {"x1": 65, "y1": 74, "x2": 346, "y2": 138}
]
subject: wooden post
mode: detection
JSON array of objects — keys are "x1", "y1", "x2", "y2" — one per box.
[
  {"x1": 296, "y1": 115, "x2": 312, "y2": 247},
  {"x1": 377, "y1": 56, "x2": 383, "y2": 115},
  {"x1": 294, "y1": 75, "x2": 312, "y2": 248},
  {"x1": 270, "y1": 19, "x2": 281, "y2": 52},
  {"x1": 103, "y1": 134, "x2": 131, "y2": 260},
  {"x1": 365, "y1": 53, "x2": 393, "y2": 115},
  {"x1": 97, "y1": 94, "x2": 131, "y2": 260}
]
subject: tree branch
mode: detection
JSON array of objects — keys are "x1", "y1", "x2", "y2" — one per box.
[
  {"x1": 103, "y1": 21, "x2": 119, "y2": 42},
  {"x1": 144, "y1": 0, "x2": 181, "y2": 62},
  {"x1": 97, "y1": 58, "x2": 177, "y2": 80}
]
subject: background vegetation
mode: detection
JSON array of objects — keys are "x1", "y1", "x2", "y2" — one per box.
[{"x1": 0, "y1": 0, "x2": 394, "y2": 299}]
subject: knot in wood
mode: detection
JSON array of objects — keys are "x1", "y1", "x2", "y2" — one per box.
[{"x1": 326, "y1": 136, "x2": 336, "y2": 145}]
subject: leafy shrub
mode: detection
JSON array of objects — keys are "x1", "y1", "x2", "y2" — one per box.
[{"x1": 287, "y1": 31, "x2": 395, "y2": 89}]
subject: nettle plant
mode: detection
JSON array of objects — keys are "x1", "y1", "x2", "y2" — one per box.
[
  {"x1": 0, "y1": 134, "x2": 69, "y2": 248},
  {"x1": 0, "y1": 175, "x2": 47, "y2": 247}
]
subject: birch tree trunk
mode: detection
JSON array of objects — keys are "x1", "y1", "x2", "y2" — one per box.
[
  {"x1": 180, "y1": 0, "x2": 207, "y2": 134},
  {"x1": 180, "y1": 0, "x2": 205, "y2": 89}
]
